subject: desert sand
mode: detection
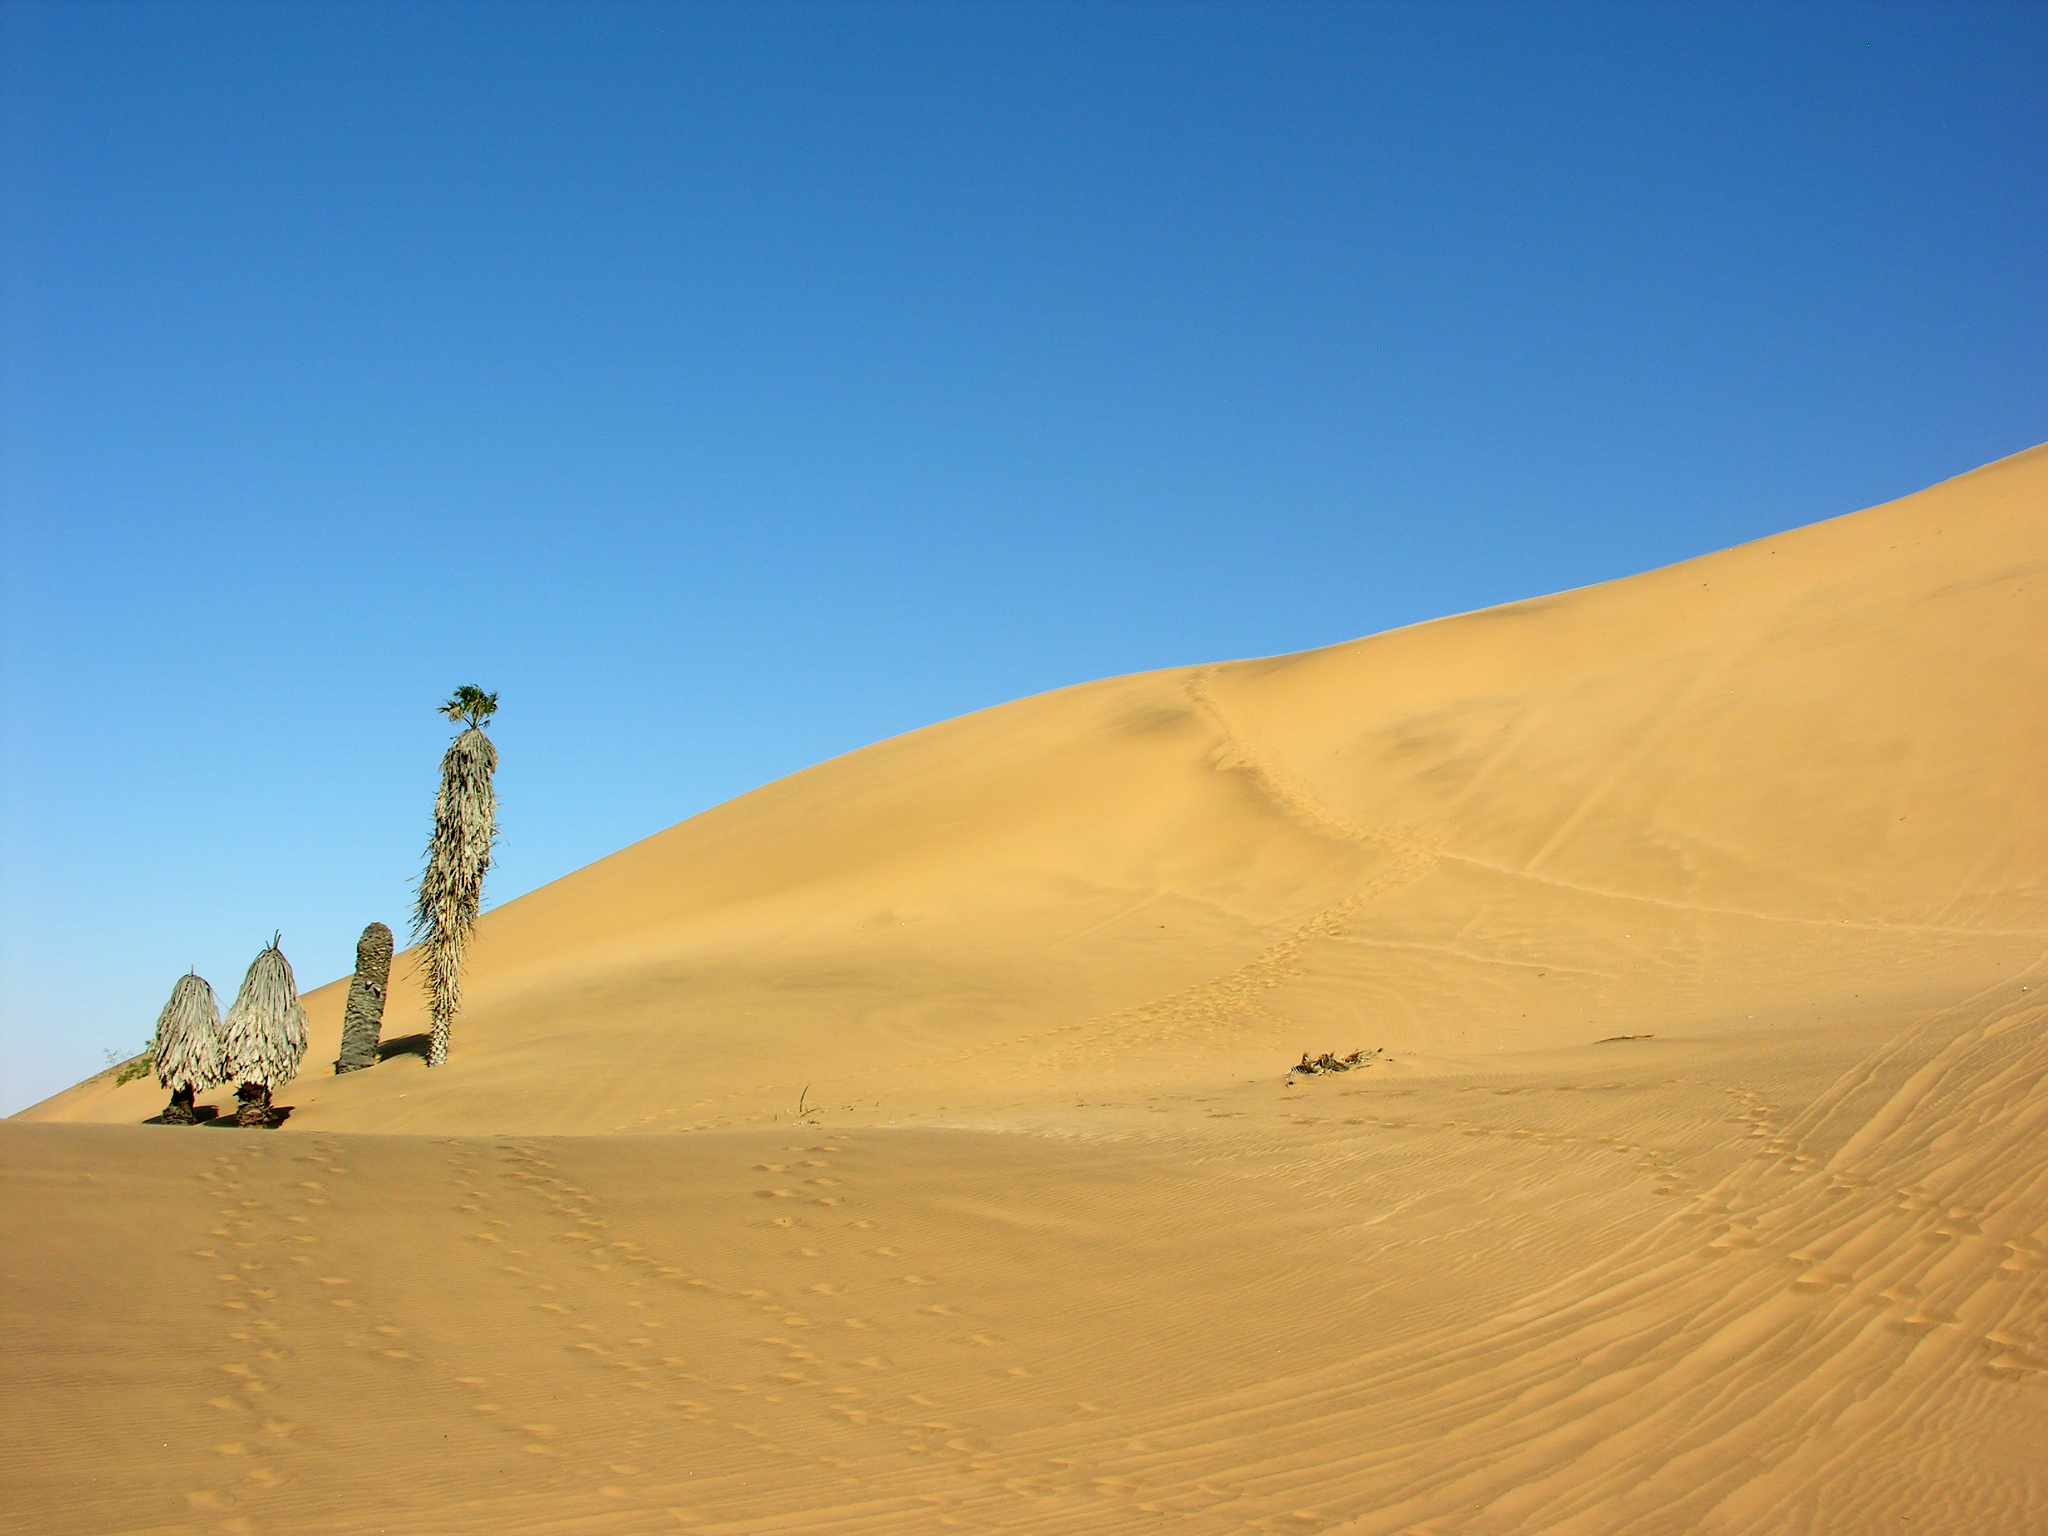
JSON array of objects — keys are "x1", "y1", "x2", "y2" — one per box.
[{"x1": 6, "y1": 445, "x2": 2045, "y2": 1534}]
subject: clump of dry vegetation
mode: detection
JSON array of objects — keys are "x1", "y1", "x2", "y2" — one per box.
[{"x1": 1290, "y1": 1048, "x2": 1381, "y2": 1076}]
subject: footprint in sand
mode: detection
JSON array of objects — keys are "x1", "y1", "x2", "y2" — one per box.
[{"x1": 1791, "y1": 1265, "x2": 1853, "y2": 1291}]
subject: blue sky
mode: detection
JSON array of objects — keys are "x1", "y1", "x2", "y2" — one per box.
[{"x1": 3, "y1": 0, "x2": 2043, "y2": 1114}]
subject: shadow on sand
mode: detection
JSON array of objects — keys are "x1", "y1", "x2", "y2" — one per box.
[{"x1": 140, "y1": 1103, "x2": 294, "y2": 1128}]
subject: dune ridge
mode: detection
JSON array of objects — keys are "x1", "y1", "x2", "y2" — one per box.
[{"x1": 5, "y1": 446, "x2": 2044, "y2": 1533}]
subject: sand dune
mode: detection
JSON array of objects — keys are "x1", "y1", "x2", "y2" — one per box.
[{"x1": 6, "y1": 446, "x2": 2045, "y2": 1533}]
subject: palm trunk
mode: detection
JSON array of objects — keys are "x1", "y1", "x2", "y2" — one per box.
[{"x1": 333, "y1": 922, "x2": 394, "y2": 1073}]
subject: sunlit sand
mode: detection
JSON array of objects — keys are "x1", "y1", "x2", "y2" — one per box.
[{"x1": 7, "y1": 446, "x2": 2044, "y2": 1533}]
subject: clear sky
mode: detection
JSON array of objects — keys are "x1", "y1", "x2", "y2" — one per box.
[{"x1": 2, "y1": 0, "x2": 2043, "y2": 1115}]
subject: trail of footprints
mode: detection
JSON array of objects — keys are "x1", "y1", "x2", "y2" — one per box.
[
  {"x1": 175, "y1": 998, "x2": 2046, "y2": 1532},
  {"x1": 182, "y1": 1131, "x2": 1109, "y2": 1528},
  {"x1": 1329, "y1": 1068, "x2": 2046, "y2": 1374},
  {"x1": 181, "y1": 1127, "x2": 1428, "y2": 1530},
  {"x1": 618, "y1": 669, "x2": 1436, "y2": 1137}
]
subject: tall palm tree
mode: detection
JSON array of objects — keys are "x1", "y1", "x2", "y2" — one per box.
[
  {"x1": 151, "y1": 971, "x2": 224, "y2": 1123},
  {"x1": 221, "y1": 936, "x2": 309, "y2": 1126},
  {"x1": 414, "y1": 686, "x2": 499, "y2": 1068}
]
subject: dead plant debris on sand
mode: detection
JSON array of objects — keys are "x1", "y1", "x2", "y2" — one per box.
[{"x1": 1290, "y1": 1048, "x2": 1380, "y2": 1076}]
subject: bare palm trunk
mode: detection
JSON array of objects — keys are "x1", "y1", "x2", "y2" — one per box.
[
  {"x1": 414, "y1": 726, "x2": 497, "y2": 1068},
  {"x1": 333, "y1": 922, "x2": 394, "y2": 1073}
]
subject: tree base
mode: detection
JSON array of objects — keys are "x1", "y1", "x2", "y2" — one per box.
[
  {"x1": 235, "y1": 1082, "x2": 277, "y2": 1128},
  {"x1": 334, "y1": 1018, "x2": 381, "y2": 1073},
  {"x1": 162, "y1": 1086, "x2": 198, "y2": 1125}
]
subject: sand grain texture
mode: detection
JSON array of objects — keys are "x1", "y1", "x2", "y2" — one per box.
[{"x1": 7, "y1": 447, "x2": 2046, "y2": 1533}]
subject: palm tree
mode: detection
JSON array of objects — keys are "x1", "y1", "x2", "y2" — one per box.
[
  {"x1": 332, "y1": 921, "x2": 394, "y2": 1074},
  {"x1": 221, "y1": 936, "x2": 309, "y2": 1126},
  {"x1": 414, "y1": 686, "x2": 499, "y2": 1067},
  {"x1": 151, "y1": 971, "x2": 224, "y2": 1123}
]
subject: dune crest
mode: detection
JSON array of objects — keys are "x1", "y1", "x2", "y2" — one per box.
[{"x1": 28, "y1": 442, "x2": 2047, "y2": 1136}]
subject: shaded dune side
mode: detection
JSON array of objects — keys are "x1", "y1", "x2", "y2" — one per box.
[{"x1": 24, "y1": 445, "x2": 2047, "y2": 1133}]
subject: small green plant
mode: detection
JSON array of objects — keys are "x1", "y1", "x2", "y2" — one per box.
[{"x1": 100, "y1": 1041, "x2": 154, "y2": 1087}]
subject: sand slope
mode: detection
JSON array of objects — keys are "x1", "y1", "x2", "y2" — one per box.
[{"x1": 6, "y1": 446, "x2": 2045, "y2": 1533}]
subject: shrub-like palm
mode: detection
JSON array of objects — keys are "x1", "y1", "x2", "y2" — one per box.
[
  {"x1": 151, "y1": 971, "x2": 224, "y2": 1123},
  {"x1": 414, "y1": 687, "x2": 499, "y2": 1068},
  {"x1": 221, "y1": 936, "x2": 309, "y2": 1126}
]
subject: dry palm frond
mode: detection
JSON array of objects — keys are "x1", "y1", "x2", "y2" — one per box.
[
  {"x1": 221, "y1": 936, "x2": 310, "y2": 1089},
  {"x1": 333, "y1": 921, "x2": 394, "y2": 1074},
  {"x1": 152, "y1": 972, "x2": 224, "y2": 1093},
  {"x1": 414, "y1": 725, "x2": 498, "y2": 1067},
  {"x1": 1289, "y1": 1048, "x2": 1379, "y2": 1076}
]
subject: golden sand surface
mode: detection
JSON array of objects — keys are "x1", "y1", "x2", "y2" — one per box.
[{"x1": 6, "y1": 446, "x2": 2045, "y2": 1533}]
